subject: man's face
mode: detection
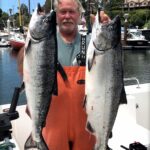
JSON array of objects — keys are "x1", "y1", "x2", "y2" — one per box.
[{"x1": 56, "y1": 0, "x2": 80, "y2": 34}]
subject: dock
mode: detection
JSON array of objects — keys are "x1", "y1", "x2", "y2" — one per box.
[{"x1": 123, "y1": 45, "x2": 150, "y2": 50}]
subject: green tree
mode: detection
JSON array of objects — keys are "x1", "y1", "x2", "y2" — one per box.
[
  {"x1": 144, "y1": 20, "x2": 150, "y2": 29},
  {"x1": 128, "y1": 9, "x2": 150, "y2": 28},
  {"x1": 20, "y1": 3, "x2": 29, "y2": 15},
  {"x1": 0, "y1": 8, "x2": 2, "y2": 17},
  {"x1": 16, "y1": 3, "x2": 30, "y2": 26},
  {"x1": 0, "y1": 11, "x2": 9, "y2": 29}
]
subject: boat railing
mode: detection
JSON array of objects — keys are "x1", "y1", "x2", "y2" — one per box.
[{"x1": 124, "y1": 77, "x2": 140, "y2": 88}]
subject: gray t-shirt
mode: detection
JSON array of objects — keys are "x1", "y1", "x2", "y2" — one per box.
[{"x1": 57, "y1": 32, "x2": 90, "y2": 66}]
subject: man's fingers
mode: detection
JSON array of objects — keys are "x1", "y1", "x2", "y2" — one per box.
[
  {"x1": 90, "y1": 11, "x2": 111, "y2": 25},
  {"x1": 100, "y1": 11, "x2": 111, "y2": 23}
]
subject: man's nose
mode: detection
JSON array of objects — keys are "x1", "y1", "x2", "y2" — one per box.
[{"x1": 64, "y1": 12, "x2": 71, "y2": 18}]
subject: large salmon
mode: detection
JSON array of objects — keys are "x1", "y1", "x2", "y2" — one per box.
[
  {"x1": 85, "y1": 13, "x2": 127, "y2": 150},
  {"x1": 23, "y1": 4, "x2": 57, "y2": 150}
]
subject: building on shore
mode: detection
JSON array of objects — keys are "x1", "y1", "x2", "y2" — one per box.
[{"x1": 123, "y1": 0, "x2": 150, "y2": 10}]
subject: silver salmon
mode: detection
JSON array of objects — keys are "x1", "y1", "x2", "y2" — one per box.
[
  {"x1": 23, "y1": 4, "x2": 57, "y2": 150},
  {"x1": 85, "y1": 13, "x2": 127, "y2": 150}
]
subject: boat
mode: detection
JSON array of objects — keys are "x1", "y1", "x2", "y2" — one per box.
[
  {"x1": 0, "y1": 78, "x2": 150, "y2": 149},
  {"x1": 9, "y1": 33, "x2": 25, "y2": 50},
  {"x1": 127, "y1": 29, "x2": 149, "y2": 46},
  {"x1": 0, "y1": 31, "x2": 9, "y2": 41},
  {"x1": 0, "y1": 38, "x2": 11, "y2": 47},
  {"x1": 122, "y1": 28, "x2": 149, "y2": 46},
  {"x1": 140, "y1": 28, "x2": 150, "y2": 41}
]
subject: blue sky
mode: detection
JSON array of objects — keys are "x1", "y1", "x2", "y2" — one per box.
[{"x1": 0, "y1": 0, "x2": 46, "y2": 14}]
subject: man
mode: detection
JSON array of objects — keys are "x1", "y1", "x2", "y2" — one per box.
[
  {"x1": 42, "y1": 0, "x2": 110, "y2": 150},
  {"x1": 17, "y1": 0, "x2": 110, "y2": 149}
]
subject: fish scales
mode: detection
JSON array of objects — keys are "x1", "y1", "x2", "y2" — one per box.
[
  {"x1": 23, "y1": 4, "x2": 57, "y2": 150},
  {"x1": 85, "y1": 13, "x2": 127, "y2": 150}
]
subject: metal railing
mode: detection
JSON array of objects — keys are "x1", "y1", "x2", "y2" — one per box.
[{"x1": 124, "y1": 77, "x2": 140, "y2": 88}]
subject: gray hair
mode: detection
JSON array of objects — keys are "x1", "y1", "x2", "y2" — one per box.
[{"x1": 53, "y1": 0, "x2": 84, "y2": 15}]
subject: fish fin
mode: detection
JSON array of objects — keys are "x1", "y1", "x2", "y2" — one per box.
[
  {"x1": 108, "y1": 131, "x2": 113, "y2": 139},
  {"x1": 24, "y1": 133, "x2": 48, "y2": 150},
  {"x1": 86, "y1": 121, "x2": 95, "y2": 134},
  {"x1": 120, "y1": 87, "x2": 127, "y2": 104},
  {"x1": 107, "y1": 144, "x2": 113, "y2": 150},
  {"x1": 83, "y1": 95, "x2": 87, "y2": 108},
  {"x1": 24, "y1": 133, "x2": 37, "y2": 149},
  {"x1": 88, "y1": 51, "x2": 95, "y2": 71},
  {"x1": 19, "y1": 82, "x2": 25, "y2": 93}
]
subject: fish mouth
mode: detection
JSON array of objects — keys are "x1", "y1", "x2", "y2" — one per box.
[{"x1": 37, "y1": 3, "x2": 44, "y2": 14}]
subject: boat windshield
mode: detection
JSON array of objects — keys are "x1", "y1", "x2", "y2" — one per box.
[{"x1": 131, "y1": 31, "x2": 142, "y2": 37}]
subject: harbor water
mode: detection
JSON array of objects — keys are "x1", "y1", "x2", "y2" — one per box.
[
  {"x1": 0, "y1": 47, "x2": 150, "y2": 105},
  {"x1": 0, "y1": 47, "x2": 25, "y2": 105}
]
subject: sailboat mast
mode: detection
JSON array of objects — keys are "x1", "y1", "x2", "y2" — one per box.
[
  {"x1": 18, "y1": 0, "x2": 22, "y2": 26},
  {"x1": 28, "y1": 0, "x2": 30, "y2": 15}
]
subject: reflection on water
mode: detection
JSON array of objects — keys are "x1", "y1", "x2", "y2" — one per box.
[
  {"x1": 0, "y1": 48, "x2": 150, "y2": 105},
  {"x1": 124, "y1": 50, "x2": 150, "y2": 85},
  {"x1": 0, "y1": 47, "x2": 26, "y2": 105}
]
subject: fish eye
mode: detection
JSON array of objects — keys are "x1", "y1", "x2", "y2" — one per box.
[{"x1": 43, "y1": 17, "x2": 49, "y2": 23}]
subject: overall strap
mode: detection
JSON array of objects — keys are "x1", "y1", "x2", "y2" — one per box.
[{"x1": 76, "y1": 34, "x2": 86, "y2": 66}]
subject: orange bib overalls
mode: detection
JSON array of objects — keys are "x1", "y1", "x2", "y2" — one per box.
[{"x1": 42, "y1": 66, "x2": 95, "y2": 150}]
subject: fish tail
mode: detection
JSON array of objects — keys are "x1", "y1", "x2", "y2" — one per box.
[{"x1": 24, "y1": 133, "x2": 49, "y2": 150}]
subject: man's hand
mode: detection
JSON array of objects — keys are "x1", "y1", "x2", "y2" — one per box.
[
  {"x1": 100, "y1": 11, "x2": 111, "y2": 24},
  {"x1": 90, "y1": 11, "x2": 111, "y2": 24}
]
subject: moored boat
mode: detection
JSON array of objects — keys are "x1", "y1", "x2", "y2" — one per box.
[
  {"x1": 122, "y1": 28, "x2": 149, "y2": 47},
  {"x1": 0, "y1": 31, "x2": 9, "y2": 41},
  {"x1": 0, "y1": 39, "x2": 11, "y2": 47},
  {"x1": 9, "y1": 33, "x2": 25, "y2": 50}
]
